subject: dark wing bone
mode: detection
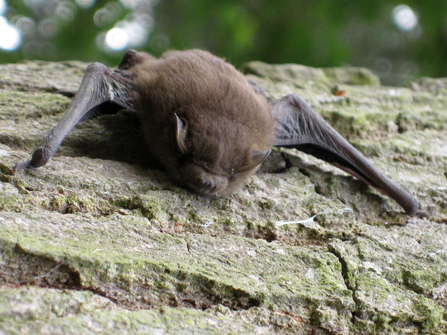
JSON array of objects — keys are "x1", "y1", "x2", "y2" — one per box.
[
  {"x1": 14, "y1": 62, "x2": 134, "y2": 171},
  {"x1": 272, "y1": 94, "x2": 428, "y2": 218}
]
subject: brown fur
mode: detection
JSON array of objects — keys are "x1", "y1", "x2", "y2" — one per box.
[{"x1": 128, "y1": 50, "x2": 275, "y2": 197}]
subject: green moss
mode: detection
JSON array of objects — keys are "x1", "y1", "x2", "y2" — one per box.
[
  {"x1": 0, "y1": 286, "x2": 262, "y2": 334},
  {"x1": 112, "y1": 197, "x2": 133, "y2": 210},
  {"x1": 412, "y1": 295, "x2": 443, "y2": 329},
  {"x1": 403, "y1": 268, "x2": 443, "y2": 294},
  {"x1": 129, "y1": 193, "x2": 172, "y2": 221},
  {"x1": 217, "y1": 216, "x2": 235, "y2": 227},
  {"x1": 39, "y1": 193, "x2": 100, "y2": 214},
  {"x1": 0, "y1": 181, "x2": 19, "y2": 210},
  {"x1": 320, "y1": 108, "x2": 393, "y2": 139},
  {"x1": 0, "y1": 195, "x2": 16, "y2": 210},
  {"x1": 0, "y1": 91, "x2": 70, "y2": 120}
]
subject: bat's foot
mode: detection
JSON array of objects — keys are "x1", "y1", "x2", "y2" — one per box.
[
  {"x1": 400, "y1": 209, "x2": 430, "y2": 221},
  {"x1": 386, "y1": 209, "x2": 430, "y2": 222},
  {"x1": 411, "y1": 210, "x2": 430, "y2": 219}
]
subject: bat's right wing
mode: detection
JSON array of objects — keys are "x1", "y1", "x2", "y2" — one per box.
[
  {"x1": 272, "y1": 93, "x2": 428, "y2": 218},
  {"x1": 14, "y1": 54, "x2": 137, "y2": 171}
]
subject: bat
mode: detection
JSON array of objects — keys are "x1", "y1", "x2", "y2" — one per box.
[{"x1": 14, "y1": 49, "x2": 429, "y2": 218}]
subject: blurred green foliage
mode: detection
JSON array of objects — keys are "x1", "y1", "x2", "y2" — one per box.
[{"x1": 1, "y1": 0, "x2": 447, "y2": 85}]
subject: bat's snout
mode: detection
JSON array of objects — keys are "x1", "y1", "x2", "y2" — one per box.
[{"x1": 179, "y1": 163, "x2": 229, "y2": 198}]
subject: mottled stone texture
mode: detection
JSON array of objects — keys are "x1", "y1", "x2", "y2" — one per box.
[{"x1": 0, "y1": 58, "x2": 446, "y2": 334}]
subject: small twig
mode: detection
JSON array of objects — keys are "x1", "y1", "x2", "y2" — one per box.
[
  {"x1": 34, "y1": 262, "x2": 64, "y2": 279},
  {"x1": 275, "y1": 215, "x2": 317, "y2": 227},
  {"x1": 92, "y1": 248, "x2": 106, "y2": 253},
  {"x1": 201, "y1": 221, "x2": 213, "y2": 228},
  {"x1": 275, "y1": 207, "x2": 353, "y2": 227}
]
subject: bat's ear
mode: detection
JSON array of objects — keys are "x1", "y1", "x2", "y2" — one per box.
[
  {"x1": 252, "y1": 149, "x2": 272, "y2": 167},
  {"x1": 175, "y1": 113, "x2": 189, "y2": 155},
  {"x1": 237, "y1": 149, "x2": 271, "y2": 173},
  {"x1": 118, "y1": 50, "x2": 146, "y2": 70}
]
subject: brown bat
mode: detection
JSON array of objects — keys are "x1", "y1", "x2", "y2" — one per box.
[{"x1": 15, "y1": 49, "x2": 428, "y2": 218}]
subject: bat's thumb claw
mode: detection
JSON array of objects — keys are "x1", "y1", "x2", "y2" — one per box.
[
  {"x1": 13, "y1": 160, "x2": 32, "y2": 173},
  {"x1": 14, "y1": 148, "x2": 50, "y2": 173}
]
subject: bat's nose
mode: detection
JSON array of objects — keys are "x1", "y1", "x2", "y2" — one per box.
[
  {"x1": 180, "y1": 163, "x2": 228, "y2": 198},
  {"x1": 196, "y1": 176, "x2": 217, "y2": 191}
]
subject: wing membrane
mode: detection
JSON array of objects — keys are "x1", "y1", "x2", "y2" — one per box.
[{"x1": 272, "y1": 94, "x2": 427, "y2": 217}]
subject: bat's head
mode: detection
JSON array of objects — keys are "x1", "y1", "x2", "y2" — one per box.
[
  {"x1": 169, "y1": 113, "x2": 272, "y2": 198},
  {"x1": 131, "y1": 49, "x2": 275, "y2": 198}
]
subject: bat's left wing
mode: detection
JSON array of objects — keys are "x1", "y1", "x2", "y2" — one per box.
[{"x1": 271, "y1": 93, "x2": 428, "y2": 218}]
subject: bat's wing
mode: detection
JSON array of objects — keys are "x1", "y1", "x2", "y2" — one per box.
[
  {"x1": 272, "y1": 93, "x2": 428, "y2": 218},
  {"x1": 14, "y1": 56, "x2": 136, "y2": 171}
]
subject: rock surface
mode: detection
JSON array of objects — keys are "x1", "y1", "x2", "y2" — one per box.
[{"x1": 0, "y1": 58, "x2": 446, "y2": 334}]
